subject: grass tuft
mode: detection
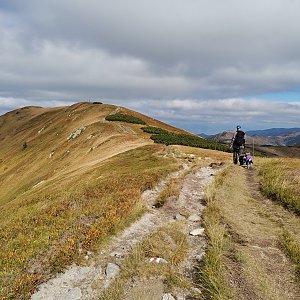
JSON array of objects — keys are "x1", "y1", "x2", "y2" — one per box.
[
  {"x1": 100, "y1": 223, "x2": 190, "y2": 299},
  {"x1": 154, "y1": 177, "x2": 182, "y2": 208}
]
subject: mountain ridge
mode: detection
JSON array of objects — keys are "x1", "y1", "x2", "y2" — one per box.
[
  {"x1": 201, "y1": 128, "x2": 300, "y2": 146},
  {"x1": 247, "y1": 127, "x2": 300, "y2": 137},
  {"x1": 0, "y1": 102, "x2": 194, "y2": 205},
  {"x1": 1, "y1": 101, "x2": 196, "y2": 298}
]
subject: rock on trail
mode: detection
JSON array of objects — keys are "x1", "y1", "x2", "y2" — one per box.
[
  {"x1": 31, "y1": 265, "x2": 102, "y2": 300},
  {"x1": 189, "y1": 228, "x2": 205, "y2": 236}
]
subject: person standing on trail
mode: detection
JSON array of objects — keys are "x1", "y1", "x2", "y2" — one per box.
[{"x1": 231, "y1": 125, "x2": 246, "y2": 165}]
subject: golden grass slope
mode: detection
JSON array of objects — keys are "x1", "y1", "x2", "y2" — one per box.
[
  {"x1": 0, "y1": 101, "x2": 232, "y2": 299},
  {"x1": 0, "y1": 102, "x2": 189, "y2": 206},
  {"x1": 0, "y1": 102, "x2": 189, "y2": 298}
]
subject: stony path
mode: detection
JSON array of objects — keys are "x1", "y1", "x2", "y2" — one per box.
[
  {"x1": 31, "y1": 165, "x2": 218, "y2": 300},
  {"x1": 179, "y1": 168, "x2": 216, "y2": 281}
]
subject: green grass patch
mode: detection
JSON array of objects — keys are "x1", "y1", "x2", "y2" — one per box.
[
  {"x1": 105, "y1": 113, "x2": 146, "y2": 125},
  {"x1": 142, "y1": 126, "x2": 230, "y2": 152},
  {"x1": 257, "y1": 158, "x2": 300, "y2": 213}
]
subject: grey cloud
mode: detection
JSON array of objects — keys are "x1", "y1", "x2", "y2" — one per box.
[
  {"x1": 0, "y1": 97, "x2": 74, "y2": 116},
  {"x1": 1, "y1": 0, "x2": 300, "y2": 132},
  {"x1": 1, "y1": 0, "x2": 300, "y2": 99},
  {"x1": 126, "y1": 98, "x2": 300, "y2": 133},
  {"x1": 0, "y1": 96, "x2": 299, "y2": 134},
  {"x1": 0, "y1": 34, "x2": 195, "y2": 99}
]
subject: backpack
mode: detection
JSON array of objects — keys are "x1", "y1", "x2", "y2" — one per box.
[{"x1": 234, "y1": 130, "x2": 245, "y2": 146}]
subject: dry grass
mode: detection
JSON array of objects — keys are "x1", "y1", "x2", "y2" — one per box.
[
  {"x1": 172, "y1": 145, "x2": 232, "y2": 162},
  {"x1": 153, "y1": 167, "x2": 193, "y2": 209},
  {"x1": 0, "y1": 145, "x2": 178, "y2": 299},
  {"x1": 256, "y1": 157, "x2": 300, "y2": 280},
  {"x1": 198, "y1": 168, "x2": 235, "y2": 300},
  {"x1": 237, "y1": 248, "x2": 285, "y2": 300},
  {"x1": 280, "y1": 230, "x2": 300, "y2": 278},
  {"x1": 154, "y1": 177, "x2": 182, "y2": 208},
  {"x1": 100, "y1": 222, "x2": 190, "y2": 300},
  {"x1": 257, "y1": 158, "x2": 300, "y2": 213},
  {"x1": 199, "y1": 163, "x2": 300, "y2": 300}
]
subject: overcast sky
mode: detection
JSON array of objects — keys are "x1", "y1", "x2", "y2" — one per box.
[{"x1": 1, "y1": 0, "x2": 300, "y2": 133}]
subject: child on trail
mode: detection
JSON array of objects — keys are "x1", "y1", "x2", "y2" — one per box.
[{"x1": 245, "y1": 152, "x2": 253, "y2": 168}]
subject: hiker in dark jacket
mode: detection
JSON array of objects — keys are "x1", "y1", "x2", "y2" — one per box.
[{"x1": 231, "y1": 125, "x2": 246, "y2": 165}]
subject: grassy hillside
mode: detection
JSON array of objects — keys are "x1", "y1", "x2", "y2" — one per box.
[
  {"x1": 0, "y1": 103, "x2": 192, "y2": 206},
  {"x1": 2, "y1": 102, "x2": 299, "y2": 299},
  {"x1": 0, "y1": 102, "x2": 183, "y2": 298},
  {"x1": 0, "y1": 102, "x2": 230, "y2": 299}
]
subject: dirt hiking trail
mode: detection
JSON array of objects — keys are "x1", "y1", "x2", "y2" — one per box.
[
  {"x1": 31, "y1": 164, "x2": 220, "y2": 300},
  {"x1": 224, "y1": 166, "x2": 300, "y2": 300}
]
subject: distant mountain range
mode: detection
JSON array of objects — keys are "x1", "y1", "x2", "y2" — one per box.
[
  {"x1": 246, "y1": 128, "x2": 300, "y2": 137},
  {"x1": 200, "y1": 128, "x2": 300, "y2": 146}
]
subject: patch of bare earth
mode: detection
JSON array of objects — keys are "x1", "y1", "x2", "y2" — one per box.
[
  {"x1": 225, "y1": 167, "x2": 300, "y2": 300},
  {"x1": 31, "y1": 164, "x2": 219, "y2": 300}
]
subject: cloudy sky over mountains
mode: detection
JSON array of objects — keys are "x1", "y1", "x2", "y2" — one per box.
[{"x1": 1, "y1": 0, "x2": 300, "y2": 133}]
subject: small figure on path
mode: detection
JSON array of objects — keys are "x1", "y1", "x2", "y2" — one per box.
[{"x1": 245, "y1": 152, "x2": 253, "y2": 168}]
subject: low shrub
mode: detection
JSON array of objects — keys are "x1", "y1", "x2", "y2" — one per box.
[
  {"x1": 105, "y1": 114, "x2": 146, "y2": 125},
  {"x1": 142, "y1": 126, "x2": 168, "y2": 135},
  {"x1": 142, "y1": 126, "x2": 229, "y2": 152}
]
